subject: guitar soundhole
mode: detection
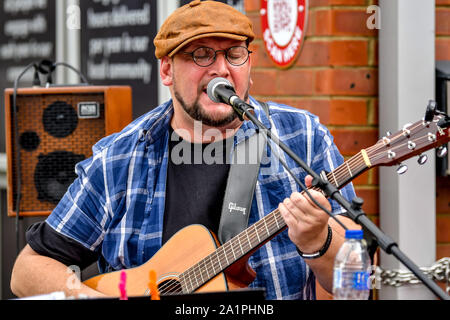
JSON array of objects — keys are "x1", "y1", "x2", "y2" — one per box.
[{"x1": 158, "y1": 279, "x2": 183, "y2": 294}]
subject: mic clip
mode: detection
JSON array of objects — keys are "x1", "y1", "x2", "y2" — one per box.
[{"x1": 231, "y1": 98, "x2": 255, "y2": 121}]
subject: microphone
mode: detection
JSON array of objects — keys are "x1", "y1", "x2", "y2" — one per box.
[{"x1": 206, "y1": 77, "x2": 252, "y2": 120}]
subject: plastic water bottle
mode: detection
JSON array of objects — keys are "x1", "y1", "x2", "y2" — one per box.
[{"x1": 333, "y1": 229, "x2": 371, "y2": 300}]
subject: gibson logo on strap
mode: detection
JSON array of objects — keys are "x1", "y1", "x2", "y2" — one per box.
[{"x1": 228, "y1": 202, "x2": 246, "y2": 215}]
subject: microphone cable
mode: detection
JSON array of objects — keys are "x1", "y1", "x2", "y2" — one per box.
[
  {"x1": 12, "y1": 62, "x2": 38, "y2": 256},
  {"x1": 53, "y1": 62, "x2": 89, "y2": 84}
]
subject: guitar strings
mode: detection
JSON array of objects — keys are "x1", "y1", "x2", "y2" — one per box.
[
  {"x1": 330, "y1": 119, "x2": 431, "y2": 185},
  {"x1": 363, "y1": 121, "x2": 431, "y2": 158},
  {"x1": 158, "y1": 212, "x2": 286, "y2": 294},
  {"x1": 341, "y1": 120, "x2": 428, "y2": 164},
  {"x1": 363, "y1": 121, "x2": 433, "y2": 162},
  {"x1": 183, "y1": 214, "x2": 282, "y2": 292},
  {"x1": 367, "y1": 135, "x2": 432, "y2": 163},
  {"x1": 157, "y1": 220, "x2": 272, "y2": 293}
]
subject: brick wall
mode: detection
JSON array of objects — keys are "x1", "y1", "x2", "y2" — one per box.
[
  {"x1": 245, "y1": 0, "x2": 450, "y2": 297},
  {"x1": 246, "y1": 0, "x2": 379, "y2": 223},
  {"x1": 436, "y1": 0, "x2": 450, "y2": 290}
]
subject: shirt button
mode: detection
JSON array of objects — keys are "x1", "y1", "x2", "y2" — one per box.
[{"x1": 139, "y1": 130, "x2": 147, "y2": 142}]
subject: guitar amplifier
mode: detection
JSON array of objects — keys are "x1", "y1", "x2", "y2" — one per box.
[{"x1": 4, "y1": 86, "x2": 132, "y2": 217}]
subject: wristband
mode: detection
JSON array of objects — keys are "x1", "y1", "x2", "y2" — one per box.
[{"x1": 296, "y1": 225, "x2": 332, "y2": 259}]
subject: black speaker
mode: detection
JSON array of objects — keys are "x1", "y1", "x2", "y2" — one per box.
[{"x1": 5, "y1": 86, "x2": 132, "y2": 216}]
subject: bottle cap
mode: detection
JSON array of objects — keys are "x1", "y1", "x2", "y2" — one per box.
[{"x1": 345, "y1": 229, "x2": 363, "y2": 239}]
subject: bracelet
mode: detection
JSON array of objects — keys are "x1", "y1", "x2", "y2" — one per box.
[{"x1": 296, "y1": 225, "x2": 333, "y2": 259}]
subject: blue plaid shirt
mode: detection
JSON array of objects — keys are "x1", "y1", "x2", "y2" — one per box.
[{"x1": 46, "y1": 96, "x2": 355, "y2": 300}]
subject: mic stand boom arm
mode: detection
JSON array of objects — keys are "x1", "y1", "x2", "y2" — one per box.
[{"x1": 234, "y1": 100, "x2": 449, "y2": 300}]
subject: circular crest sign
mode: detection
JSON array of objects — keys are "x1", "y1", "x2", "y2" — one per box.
[{"x1": 260, "y1": 0, "x2": 308, "y2": 68}]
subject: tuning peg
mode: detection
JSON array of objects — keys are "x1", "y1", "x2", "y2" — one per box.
[
  {"x1": 386, "y1": 131, "x2": 392, "y2": 136},
  {"x1": 402, "y1": 124, "x2": 412, "y2": 137},
  {"x1": 396, "y1": 163, "x2": 408, "y2": 175},
  {"x1": 437, "y1": 145, "x2": 448, "y2": 158},
  {"x1": 417, "y1": 154, "x2": 428, "y2": 165},
  {"x1": 425, "y1": 100, "x2": 437, "y2": 122}
]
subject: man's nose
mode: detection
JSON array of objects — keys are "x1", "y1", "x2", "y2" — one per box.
[{"x1": 209, "y1": 51, "x2": 230, "y2": 77}]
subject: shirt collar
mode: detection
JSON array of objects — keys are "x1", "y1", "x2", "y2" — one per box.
[
  {"x1": 144, "y1": 100, "x2": 174, "y2": 144},
  {"x1": 234, "y1": 96, "x2": 272, "y2": 145}
]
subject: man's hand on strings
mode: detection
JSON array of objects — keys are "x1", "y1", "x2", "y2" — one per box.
[{"x1": 278, "y1": 175, "x2": 331, "y2": 254}]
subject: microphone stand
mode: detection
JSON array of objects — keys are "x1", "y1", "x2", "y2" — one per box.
[{"x1": 232, "y1": 100, "x2": 449, "y2": 300}]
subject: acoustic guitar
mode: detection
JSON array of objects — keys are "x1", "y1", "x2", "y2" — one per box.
[{"x1": 83, "y1": 111, "x2": 450, "y2": 297}]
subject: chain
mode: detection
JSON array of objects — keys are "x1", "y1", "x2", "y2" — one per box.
[{"x1": 375, "y1": 257, "x2": 450, "y2": 294}]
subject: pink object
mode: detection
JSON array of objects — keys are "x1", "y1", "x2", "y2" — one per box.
[{"x1": 119, "y1": 271, "x2": 128, "y2": 300}]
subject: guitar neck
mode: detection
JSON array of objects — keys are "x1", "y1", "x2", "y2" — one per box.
[
  {"x1": 324, "y1": 149, "x2": 371, "y2": 189},
  {"x1": 179, "y1": 150, "x2": 371, "y2": 293}
]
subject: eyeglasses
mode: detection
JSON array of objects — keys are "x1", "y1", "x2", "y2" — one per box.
[{"x1": 182, "y1": 46, "x2": 252, "y2": 67}]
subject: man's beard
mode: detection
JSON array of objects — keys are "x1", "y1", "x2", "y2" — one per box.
[{"x1": 173, "y1": 82, "x2": 249, "y2": 127}]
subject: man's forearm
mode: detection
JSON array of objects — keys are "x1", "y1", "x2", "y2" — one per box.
[
  {"x1": 11, "y1": 245, "x2": 105, "y2": 298},
  {"x1": 305, "y1": 216, "x2": 360, "y2": 293}
]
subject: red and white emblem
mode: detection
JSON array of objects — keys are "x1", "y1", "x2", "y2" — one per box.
[{"x1": 260, "y1": 0, "x2": 308, "y2": 68}]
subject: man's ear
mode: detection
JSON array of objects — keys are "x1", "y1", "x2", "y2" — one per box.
[{"x1": 160, "y1": 56, "x2": 173, "y2": 86}]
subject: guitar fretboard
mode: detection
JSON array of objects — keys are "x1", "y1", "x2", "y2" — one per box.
[{"x1": 178, "y1": 150, "x2": 370, "y2": 293}]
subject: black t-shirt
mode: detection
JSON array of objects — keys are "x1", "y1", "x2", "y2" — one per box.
[
  {"x1": 162, "y1": 128, "x2": 232, "y2": 244},
  {"x1": 26, "y1": 128, "x2": 232, "y2": 272}
]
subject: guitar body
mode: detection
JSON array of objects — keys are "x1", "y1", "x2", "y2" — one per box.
[{"x1": 83, "y1": 224, "x2": 256, "y2": 297}]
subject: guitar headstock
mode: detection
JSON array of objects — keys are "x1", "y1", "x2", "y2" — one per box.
[{"x1": 367, "y1": 113, "x2": 450, "y2": 168}]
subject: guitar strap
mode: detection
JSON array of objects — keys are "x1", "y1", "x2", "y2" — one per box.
[{"x1": 218, "y1": 101, "x2": 269, "y2": 244}]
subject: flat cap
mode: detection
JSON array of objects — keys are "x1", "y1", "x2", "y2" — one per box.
[{"x1": 154, "y1": 0, "x2": 255, "y2": 59}]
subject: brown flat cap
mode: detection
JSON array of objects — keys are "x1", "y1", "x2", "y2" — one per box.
[{"x1": 154, "y1": 0, "x2": 255, "y2": 59}]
